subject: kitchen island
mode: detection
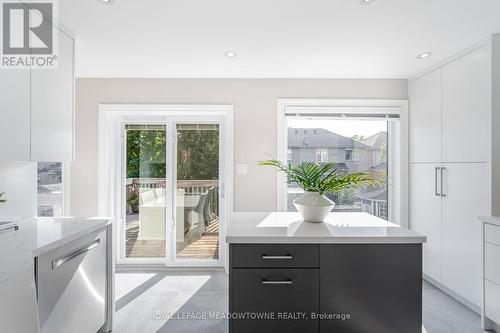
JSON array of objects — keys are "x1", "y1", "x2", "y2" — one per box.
[
  {"x1": 0, "y1": 217, "x2": 112, "y2": 333},
  {"x1": 227, "y1": 212, "x2": 426, "y2": 333}
]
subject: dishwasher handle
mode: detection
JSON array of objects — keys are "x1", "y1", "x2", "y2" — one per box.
[{"x1": 52, "y1": 239, "x2": 101, "y2": 269}]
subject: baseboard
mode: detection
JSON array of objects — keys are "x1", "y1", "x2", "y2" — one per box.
[
  {"x1": 483, "y1": 315, "x2": 500, "y2": 333},
  {"x1": 423, "y1": 274, "x2": 481, "y2": 314},
  {"x1": 115, "y1": 264, "x2": 225, "y2": 273}
]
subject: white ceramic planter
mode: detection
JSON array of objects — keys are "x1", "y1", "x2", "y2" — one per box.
[{"x1": 293, "y1": 191, "x2": 335, "y2": 223}]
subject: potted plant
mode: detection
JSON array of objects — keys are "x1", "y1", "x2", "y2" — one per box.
[
  {"x1": 258, "y1": 160, "x2": 382, "y2": 223},
  {"x1": 127, "y1": 192, "x2": 139, "y2": 213},
  {"x1": 0, "y1": 192, "x2": 6, "y2": 204}
]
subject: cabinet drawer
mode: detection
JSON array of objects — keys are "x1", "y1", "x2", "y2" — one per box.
[
  {"x1": 486, "y1": 223, "x2": 500, "y2": 246},
  {"x1": 485, "y1": 242, "x2": 500, "y2": 285},
  {"x1": 233, "y1": 244, "x2": 318, "y2": 268},
  {"x1": 485, "y1": 280, "x2": 500, "y2": 324},
  {"x1": 231, "y1": 268, "x2": 318, "y2": 333}
]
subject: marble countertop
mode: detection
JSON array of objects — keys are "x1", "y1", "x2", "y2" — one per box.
[
  {"x1": 479, "y1": 216, "x2": 500, "y2": 227},
  {"x1": 226, "y1": 212, "x2": 426, "y2": 244}
]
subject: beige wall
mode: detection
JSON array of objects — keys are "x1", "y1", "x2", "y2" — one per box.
[{"x1": 71, "y1": 78, "x2": 407, "y2": 216}]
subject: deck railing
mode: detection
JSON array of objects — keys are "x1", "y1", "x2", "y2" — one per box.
[{"x1": 126, "y1": 178, "x2": 219, "y2": 216}]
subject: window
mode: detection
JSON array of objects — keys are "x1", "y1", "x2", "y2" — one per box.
[
  {"x1": 278, "y1": 99, "x2": 407, "y2": 225},
  {"x1": 316, "y1": 148, "x2": 328, "y2": 162},
  {"x1": 37, "y1": 162, "x2": 64, "y2": 217},
  {"x1": 345, "y1": 149, "x2": 359, "y2": 161},
  {"x1": 287, "y1": 119, "x2": 388, "y2": 219},
  {"x1": 287, "y1": 148, "x2": 293, "y2": 163}
]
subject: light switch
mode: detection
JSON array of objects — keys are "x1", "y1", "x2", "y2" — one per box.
[{"x1": 236, "y1": 164, "x2": 248, "y2": 175}]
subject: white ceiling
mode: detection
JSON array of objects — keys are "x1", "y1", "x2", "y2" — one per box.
[{"x1": 59, "y1": 0, "x2": 500, "y2": 78}]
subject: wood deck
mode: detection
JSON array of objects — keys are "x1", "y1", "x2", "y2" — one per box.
[{"x1": 125, "y1": 216, "x2": 219, "y2": 259}]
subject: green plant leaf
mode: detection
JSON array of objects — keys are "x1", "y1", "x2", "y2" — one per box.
[{"x1": 258, "y1": 159, "x2": 384, "y2": 195}]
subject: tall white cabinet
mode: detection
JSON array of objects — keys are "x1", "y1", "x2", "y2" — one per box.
[
  {"x1": 0, "y1": 26, "x2": 74, "y2": 162},
  {"x1": 410, "y1": 36, "x2": 499, "y2": 309},
  {"x1": 0, "y1": 69, "x2": 31, "y2": 161}
]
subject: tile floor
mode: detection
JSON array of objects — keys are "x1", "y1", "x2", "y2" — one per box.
[{"x1": 114, "y1": 272, "x2": 487, "y2": 333}]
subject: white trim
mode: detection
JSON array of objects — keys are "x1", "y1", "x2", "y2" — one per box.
[
  {"x1": 276, "y1": 99, "x2": 409, "y2": 227},
  {"x1": 98, "y1": 104, "x2": 234, "y2": 269}
]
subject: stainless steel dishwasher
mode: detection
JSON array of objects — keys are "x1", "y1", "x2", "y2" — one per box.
[{"x1": 36, "y1": 227, "x2": 108, "y2": 333}]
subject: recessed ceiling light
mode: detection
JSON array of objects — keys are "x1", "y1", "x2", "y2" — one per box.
[
  {"x1": 417, "y1": 52, "x2": 432, "y2": 59},
  {"x1": 100, "y1": 0, "x2": 111, "y2": 3},
  {"x1": 359, "y1": 0, "x2": 375, "y2": 4},
  {"x1": 225, "y1": 51, "x2": 236, "y2": 58}
]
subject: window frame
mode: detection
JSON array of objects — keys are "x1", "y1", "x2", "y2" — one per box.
[
  {"x1": 345, "y1": 148, "x2": 360, "y2": 162},
  {"x1": 315, "y1": 148, "x2": 328, "y2": 163},
  {"x1": 276, "y1": 99, "x2": 409, "y2": 227}
]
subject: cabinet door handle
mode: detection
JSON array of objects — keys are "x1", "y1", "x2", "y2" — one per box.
[
  {"x1": 52, "y1": 239, "x2": 100, "y2": 269},
  {"x1": 435, "y1": 167, "x2": 440, "y2": 196},
  {"x1": 261, "y1": 255, "x2": 293, "y2": 260},
  {"x1": 440, "y1": 167, "x2": 446, "y2": 197},
  {"x1": 262, "y1": 279, "x2": 293, "y2": 285}
]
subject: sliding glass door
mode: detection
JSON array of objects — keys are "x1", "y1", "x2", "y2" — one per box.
[
  {"x1": 121, "y1": 119, "x2": 224, "y2": 266},
  {"x1": 174, "y1": 123, "x2": 220, "y2": 261},
  {"x1": 124, "y1": 124, "x2": 167, "y2": 258}
]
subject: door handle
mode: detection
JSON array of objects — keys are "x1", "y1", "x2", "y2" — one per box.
[
  {"x1": 52, "y1": 239, "x2": 100, "y2": 269},
  {"x1": 435, "y1": 167, "x2": 440, "y2": 196},
  {"x1": 261, "y1": 255, "x2": 293, "y2": 260},
  {"x1": 440, "y1": 167, "x2": 446, "y2": 197},
  {"x1": 262, "y1": 279, "x2": 293, "y2": 285}
]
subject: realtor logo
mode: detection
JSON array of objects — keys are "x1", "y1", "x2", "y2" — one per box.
[{"x1": 1, "y1": 0, "x2": 57, "y2": 69}]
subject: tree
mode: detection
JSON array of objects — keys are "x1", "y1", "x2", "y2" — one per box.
[
  {"x1": 350, "y1": 134, "x2": 366, "y2": 142},
  {"x1": 177, "y1": 130, "x2": 219, "y2": 180},
  {"x1": 126, "y1": 129, "x2": 219, "y2": 180},
  {"x1": 379, "y1": 143, "x2": 387, "y2": 162},
  {"x1": 126, "y1": 130, "x2": 167, "y2": 179}
]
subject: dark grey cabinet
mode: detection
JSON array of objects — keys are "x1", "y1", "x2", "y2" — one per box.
[
  {"x1": 231, "y1": 268, "x2": 319, "y2": 333},
  {"x1": 229, "y1": 243, "x2": 422, "y2": 333},
  {"x1": 232, "y1": 244, "x2": 319, "y2": 268},
  {"x1": 320, "y1": 244, "x2": 422, "y2": 333}
]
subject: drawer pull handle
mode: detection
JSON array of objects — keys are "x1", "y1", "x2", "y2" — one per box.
[
  {"x1": 52, "y1": 239, "x2": 101, "y2": 269},
  {"x1": 261, "y1": 255, "x2": 293, "y2": 260},
  {"x1": 262, "y1": 279, "x2": 293, "y2": 285}
]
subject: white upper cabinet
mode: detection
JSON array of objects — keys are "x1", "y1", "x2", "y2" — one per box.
[
  {"x1": 0, "y1": 69, "x2": 31, "y2": 161},
  {"x1": 30, "y1": 28, "x2": 74, "y2": 162},
  {"x1": 442, "y1": 45, "x2": 491, "y2": 163},
  {"x1": 409, "y1": 69, "x2": 442, "y2": 163},
  {"x1": 0, "y1": 24, "x2": 74, "y2": 162}
]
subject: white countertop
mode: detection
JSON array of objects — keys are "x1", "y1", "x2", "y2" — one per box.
[
  {"x1": 479, "y1": 216, "x2": 500, "y2": 227},
  {"x1": 227, "y1": 212, "x2": 426, "y2": 244}
]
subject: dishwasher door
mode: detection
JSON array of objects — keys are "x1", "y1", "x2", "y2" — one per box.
[{"x1": 36, "y1": 227, "x2": 107, "y2": 333}]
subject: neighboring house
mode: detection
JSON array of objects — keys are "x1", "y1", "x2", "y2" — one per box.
[
  {"x1": 361, "y1": 131, "x2": 387, "y2": 166},
  {"x1": 357, "y1": 187, "x2": 388, "y2": 220},
  {"x1": 287, "y1": 128, "x2": 388, "y2": 219},
  {"x1": 287, "y1": 128, "x2": 370, "y2": 172}
]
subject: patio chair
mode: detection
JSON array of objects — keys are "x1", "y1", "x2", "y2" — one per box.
[{"x1": 203, "y1": 187, "x2": 217, "y2": 226}]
